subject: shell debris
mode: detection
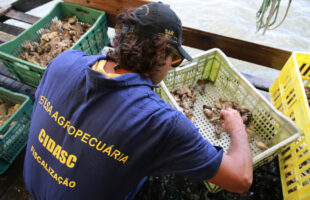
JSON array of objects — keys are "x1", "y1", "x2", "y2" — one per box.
[
  {"x1": 202, "y1": 97, "x2": 268, "y2": 150},
  {"x1": 19, "y1": 16, "x2": 91, "y2": 67},
  {"x1": 0, "y1": 99, "x2": 20, "y2": 138}
]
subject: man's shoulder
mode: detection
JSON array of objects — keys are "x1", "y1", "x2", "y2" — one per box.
[
  {"x1": 55, "y1": 49, "x2": 85, "y2": 59},
  {"x1": 133, "y1": 86, "x2": 177, "y2": 113},
  {"x1": 47, "y1": 50, "x2": 85, "y2": 70},
  {"x1": 122, "y1": 86, "x2": 181, "y2": 128}
]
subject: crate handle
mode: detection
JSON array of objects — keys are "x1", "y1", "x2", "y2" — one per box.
[
  {"x1": 0, "y1": 120, "x2": 18, "y2": 137},
  {"x1": 176, "y1": 61, "x2": 198, "y2": 72},
  {"x1": 14, "y1": 62, "x2": 30, "y2": 70},
  {"x1": 76, "y1": 8, "x2": 89, "y2": 14}
]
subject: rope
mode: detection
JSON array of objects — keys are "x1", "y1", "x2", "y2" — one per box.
[
  {"x1": 256, "y1": 0, "x2": 292, "y2": 35},
  {"x1": 268, "y1": 0, "x2": 292, "y2": 30}
]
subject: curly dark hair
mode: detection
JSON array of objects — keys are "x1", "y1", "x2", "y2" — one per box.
[{"x1": 106, "y1": 12, "x2": 175, "y2": 74}]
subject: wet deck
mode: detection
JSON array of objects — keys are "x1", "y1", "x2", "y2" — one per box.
[{"x1": 0, "y1": 149, "x2": 33, "y2": 200}]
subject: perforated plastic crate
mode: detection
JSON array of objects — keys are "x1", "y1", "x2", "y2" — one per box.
[
  {"x1": 0, "y1": 87, "x2": 32, "y2": 174},
  {"x1": 0, "y1": 2, "x2": 108, "y2": 87},
  {"x1": 155, "y1": 48, "x2": 301, "y2": 193},
  {"x1": 270, "y1": 52, "x2": 310, "y2": 200}
]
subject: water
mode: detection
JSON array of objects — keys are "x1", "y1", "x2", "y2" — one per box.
[
  {"x1": 160, "y1": 0, "x2": 310, "y2": 81},
  {"x1": 2, "y1": 0, "x2": 310, "y2": 80},
  {"x1": 162, "y1": 0, "x2": 310, "y2": 52}
]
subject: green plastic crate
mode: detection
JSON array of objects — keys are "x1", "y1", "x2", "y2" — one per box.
[
  {"x1": 0, "y1": 87, "x2": 32, "y2": 174},
  {"x1": 155, "y1": 48, "x2": 301, "y2": 193},
  {"x1": 0, "y1": 2, "x2": 109, "y2": 87}
]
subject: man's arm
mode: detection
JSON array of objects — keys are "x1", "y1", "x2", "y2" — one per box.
[{"x1": 205, "y1": 108, "x2": 253, "y2": 193}]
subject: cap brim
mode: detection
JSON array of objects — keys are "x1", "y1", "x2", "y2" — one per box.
[{"x1": 177, "y1": 46, "x2": 193, "y2": 61}]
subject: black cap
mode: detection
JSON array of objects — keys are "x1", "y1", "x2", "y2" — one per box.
[{"x1": 129, "y1": 2, "x2": 192, "y2": 61}]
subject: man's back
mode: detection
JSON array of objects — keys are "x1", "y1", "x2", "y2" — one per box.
[
  {"x1": 24, "y1": 50, "x2": 163, "y2": 199},
  {"x1": 24, "y1": 50, "x2": 223, "y2": 199}
]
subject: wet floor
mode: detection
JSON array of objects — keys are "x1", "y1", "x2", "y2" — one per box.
[
  {"x1": 0, "y1": 151, "x2": 282, "y2": 200},
  {"x1": 135, "y1": 157, "x2": 282, "y2": 200}
]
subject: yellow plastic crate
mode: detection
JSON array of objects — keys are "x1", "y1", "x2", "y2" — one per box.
[{"x1": 270, "y1": 52, "x2": 310, "y2": 200}]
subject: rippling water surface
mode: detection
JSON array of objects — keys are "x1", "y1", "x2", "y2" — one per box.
[
  {"x1": 162, "y1": 0, "x2": 310, "y2": 52},
  {"x1": 161, "y1": 0, "x2": 310, "y2": 80}
]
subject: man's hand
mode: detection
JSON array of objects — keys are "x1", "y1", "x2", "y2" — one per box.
[
  {"x1": 206, "y1": 108, "x2": 253, "y2": 193},
  {"x1": 220, "y1": 108, "x2": 246, "y2": 135}
]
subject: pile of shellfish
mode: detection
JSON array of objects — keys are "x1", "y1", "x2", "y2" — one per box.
[
  {"x1": 0, "y1": 99, "x2": 20, "y2": 137},
  {"x1": 202, "y1": 97, "x2": 268, "y2": 150},
  {"x1": 19, "y1": 16, "x2": 91, "y2": 67},
  {"x1": 169, "y1": 79, "x2": 207, "y2": 122},
  {"x1": 170, "y1": 79, "x2": 268, "y2": 151}
]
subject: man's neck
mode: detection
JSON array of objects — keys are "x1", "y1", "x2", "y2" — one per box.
[{"x1": 104, "y1": 61, "x2": 132, "y2": 74}]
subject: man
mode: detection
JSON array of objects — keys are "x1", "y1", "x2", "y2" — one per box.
[{"x1": 24, "y1": 2, "x2": 252, "y2": 199}]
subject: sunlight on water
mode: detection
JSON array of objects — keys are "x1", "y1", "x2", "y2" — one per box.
[
  {"x1": 161, "y1": 0, "x2": 310, "y2": 80},
  {"x1": 162, "y1": 0, "x2": 310, "y2": 52}
]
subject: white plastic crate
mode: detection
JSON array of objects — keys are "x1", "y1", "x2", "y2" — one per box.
[{"x1": 155, "y1": 48, "x2": 301, "y2": 192}]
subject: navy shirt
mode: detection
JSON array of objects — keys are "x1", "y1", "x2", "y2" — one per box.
[{"x1": 23, "y1": 50, "x2": 223, "y2": 200}]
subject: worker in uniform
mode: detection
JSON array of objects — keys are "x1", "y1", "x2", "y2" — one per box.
[{"x1": 24, "y1": 2, "x2": 252, "y2": 199}]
